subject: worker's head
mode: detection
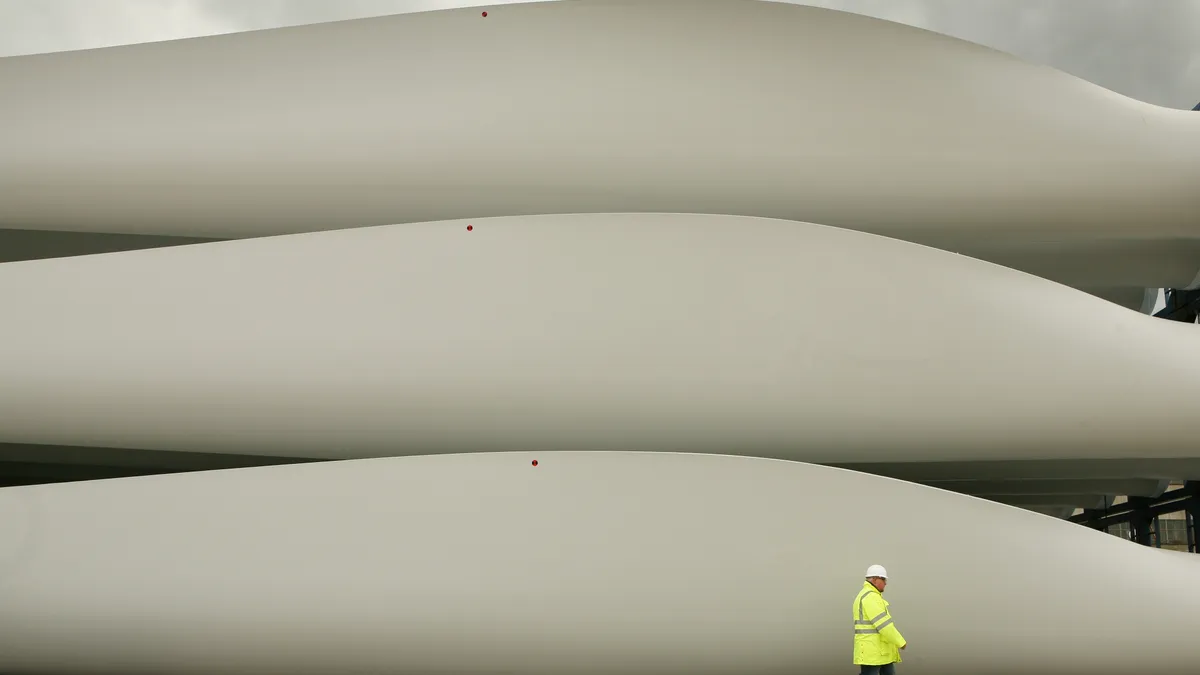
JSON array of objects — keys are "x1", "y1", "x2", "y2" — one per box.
[{"x1": 865, "y1": 564, "x2": 888, "y2": 592}]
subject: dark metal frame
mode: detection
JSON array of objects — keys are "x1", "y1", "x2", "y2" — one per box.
[
  {"x1": 1154, "y1": 288, "x2": 1200, "y2": 323},
  {"x1": 1070, "y1": 482, "x2": 1200, "y2": 553}
]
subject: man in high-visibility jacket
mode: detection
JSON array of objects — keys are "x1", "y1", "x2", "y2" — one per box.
[{"x1": 852, "y1": 564, "x2": 906, "y2": 674}]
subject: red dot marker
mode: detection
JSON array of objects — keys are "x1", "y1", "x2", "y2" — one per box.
[
  {"x1": 466, "y1": 225, "x2": 473, "y2": 231},
  {"x1": 531, "y1": 460, "x2": 538, "y2": 467},
  {"x1": 482, "y1": 11, "x2": 487, "y2": 17}
]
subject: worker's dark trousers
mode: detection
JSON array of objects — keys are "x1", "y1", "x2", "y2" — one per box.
[{"x1": 859, "y1": 663, "x2": 896, "y2": 675}]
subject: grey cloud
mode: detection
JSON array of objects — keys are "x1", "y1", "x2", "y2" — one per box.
[
  {"x1": 0, "y1": 0, "x2": 239, "y2": 56},
  {"x1": 801, "y1": 0, "x2": 1200, "y2": 108},
  {"x1": 0, "y1": 0, "x2": 1197, "y2": 108}
]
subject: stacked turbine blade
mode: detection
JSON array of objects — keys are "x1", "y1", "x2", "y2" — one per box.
[{"x1": 0, "y1": 2, "x2": 1198, "y2": 675}]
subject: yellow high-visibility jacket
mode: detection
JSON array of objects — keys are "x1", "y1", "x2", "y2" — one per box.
[{"x1": 852, "y1": 581, "x2": 906, "y2": 665}]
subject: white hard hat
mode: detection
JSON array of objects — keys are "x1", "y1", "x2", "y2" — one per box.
[{"x1": 865, "y1": 564, "x2": 888, "y2": 579}]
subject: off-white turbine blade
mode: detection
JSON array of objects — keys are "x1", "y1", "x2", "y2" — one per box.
[
  {"x1": 0, "y1": 452, "x2": 1195, "y2": 674},
  {"x1": 0, "y1": 213, "x2": 1195, "y2": 461},
  {"x1": 1, "y1": 0, "x2": 1197, "y2": 288}
]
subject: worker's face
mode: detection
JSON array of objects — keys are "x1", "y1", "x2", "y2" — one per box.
[{"x1": 870, "y1": 576, "x2": 887, "y2": 592}]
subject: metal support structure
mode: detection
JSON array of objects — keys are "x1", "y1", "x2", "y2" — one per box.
[
  {"x1": 1187, "y1": 510, "x2": 1197, "y2": 554},
  {"x1": 1072, "y1": 482, "x2": 1200, "y2": 552},
  {"x1": 1188, "y1": 493, "x2": 1200, "y2": 554},
  {"x1": 1154, "y1": 288, "x2": 1200, "y2": 323},
  {"x1": 1129, "y1": 497, "x2": 1155, "y2": 546}
]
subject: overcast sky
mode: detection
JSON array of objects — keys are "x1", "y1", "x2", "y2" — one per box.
[{"x1": 0, "y1": 0, "x2": 1197, "y2": 109}]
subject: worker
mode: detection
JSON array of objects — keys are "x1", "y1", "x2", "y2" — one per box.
[{"x1": 852, "y1": 564, "x2": 907, "y2": 674}]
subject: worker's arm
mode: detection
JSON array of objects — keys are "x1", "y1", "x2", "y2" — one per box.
[{"x1": 861, "y1": 594, "x2": 906, "y2": 648}]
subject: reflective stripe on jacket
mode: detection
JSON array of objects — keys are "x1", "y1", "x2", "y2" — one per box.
[{"x1": 852, "y1": 581, "x2": 906, "y2": 665}]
